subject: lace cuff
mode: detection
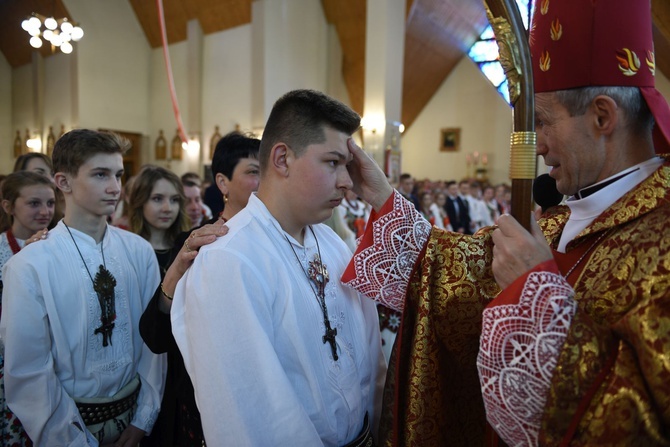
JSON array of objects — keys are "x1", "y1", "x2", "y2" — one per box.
[
  {"x1": 477, "y1": 261, "x2": 576, "y2": 447},
  {"x1": 342, "y1": 190, "x2": 431, "y2": 312}
]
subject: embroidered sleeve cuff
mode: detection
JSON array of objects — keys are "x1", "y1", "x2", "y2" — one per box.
[
  {"x1": 342, "y1": 190, "x2": 431, "y2": 312},
  {"x1": 487, "y1": 259, "x2": 561, "y2": 308},
  {"x1": 477, "y1": 262, "x2": 575, "y2": 447}
]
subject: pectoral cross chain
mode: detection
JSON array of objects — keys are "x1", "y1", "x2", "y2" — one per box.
[{"x1": 309, "y1": 255, "x2": 338, "y2": 361}]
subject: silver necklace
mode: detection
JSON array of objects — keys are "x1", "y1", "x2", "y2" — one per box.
[{"x1": 285, "y1": 226, "x2": 338, "y2": 361}]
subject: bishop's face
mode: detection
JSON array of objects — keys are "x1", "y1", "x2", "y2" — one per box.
[{"x1": 535, "y1": 92, "x2": 608, "y2": 196}]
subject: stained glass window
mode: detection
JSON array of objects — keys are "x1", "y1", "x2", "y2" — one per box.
[{"x1": 468, "y1": 0, "x2": 533, "y2": 104}]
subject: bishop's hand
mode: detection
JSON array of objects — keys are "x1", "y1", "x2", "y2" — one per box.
[
  {"x1": 346, "y1": 138, "x2": 394, "y2": 212},
  {"x1": 491, "y1": 214, "x2": 553, "y2": 289}
]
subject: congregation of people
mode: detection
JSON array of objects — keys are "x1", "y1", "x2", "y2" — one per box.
[{"x1": 0, "y1": 1, "x2": 668, "y2": 446}]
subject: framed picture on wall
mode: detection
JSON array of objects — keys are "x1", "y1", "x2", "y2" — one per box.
[{"x1": 440, "y1": 127, "x2": 461, "y2": 152}]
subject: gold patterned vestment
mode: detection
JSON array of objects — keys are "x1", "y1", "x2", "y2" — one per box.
[
  {"x1": 343, "y1": 158, "x2": 670, "y2": 446},
  {"x1": 536, "y1": 159, "x2": 670, "y2": 446}
]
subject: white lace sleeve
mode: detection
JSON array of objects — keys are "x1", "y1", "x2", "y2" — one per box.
[
  {"x1": 477, "y1": 271, "x2": 576, "y2": 447},
  {"x1": 342, "y1": 190, "x2": 432, "y2": 312}
]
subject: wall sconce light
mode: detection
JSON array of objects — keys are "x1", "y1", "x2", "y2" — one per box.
[
  {"x1": 182, "y1": 137, "x2": 200, "y2": 155},
  {"x1": 26, "y1": 132, "x2": 43, "y2": 152}
]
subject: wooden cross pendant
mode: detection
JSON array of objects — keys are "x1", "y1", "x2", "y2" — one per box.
[
  {"x1": 323, "y1": 320, "x2": 338, "y2": 361},
  {"x1": 93, "y1": 265, "x2": 117, "y2": 347}
]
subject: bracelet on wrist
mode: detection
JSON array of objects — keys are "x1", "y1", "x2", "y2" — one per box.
[{"x1": 160, "y1": 283, "x2": 173, "y2": 301}]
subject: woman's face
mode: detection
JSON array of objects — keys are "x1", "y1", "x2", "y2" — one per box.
[
  {"x1": 4, "y1": 184, "x2": 55, "y2": 239},
  {"x1": 142, "y1": 178, "x2": 181, "y2": 232},
  {"x1": 225, "y1": 157, "x2": 261, "y2": 210}
]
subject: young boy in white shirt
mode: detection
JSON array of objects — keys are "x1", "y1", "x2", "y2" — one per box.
[
  {"x1": 1, "y1": 129, "x2": 166, "y2": 446},
  {"x1": 172, "y1": 90, "x2": 386, "y2": 446}
]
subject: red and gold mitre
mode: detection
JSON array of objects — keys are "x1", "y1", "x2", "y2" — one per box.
[{"x1": 529, "y1": 0, "x2": 670, "y2": 153}]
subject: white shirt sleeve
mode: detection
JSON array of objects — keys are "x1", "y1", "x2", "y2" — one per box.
[{"x1": 1, "y1": 257, "x2": 94, "y2": 447}]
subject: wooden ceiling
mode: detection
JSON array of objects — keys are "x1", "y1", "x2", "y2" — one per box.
[{"x1": 2, "y1": 0, "x2": 670, "y2": 131}]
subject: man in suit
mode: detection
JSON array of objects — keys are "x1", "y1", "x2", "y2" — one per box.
[{"x1": 444, "y1": 180, "x2": 471, "y2": 234}]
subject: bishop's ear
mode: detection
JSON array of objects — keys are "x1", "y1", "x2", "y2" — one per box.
[{"x1": 591, "y1": 95, "x2": 619, "y2": 136}]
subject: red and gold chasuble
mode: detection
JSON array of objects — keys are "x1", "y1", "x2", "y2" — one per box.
[{"x1": 343, "y1": 159, "x2": 670, "y2": 446}]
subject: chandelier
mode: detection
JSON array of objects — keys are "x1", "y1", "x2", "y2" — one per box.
[{"x1": 21, "y1": 13, "x2": 84, "y2": 54}]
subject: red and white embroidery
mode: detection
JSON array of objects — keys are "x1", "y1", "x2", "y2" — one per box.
[
  {"x1": 477, "y1": 271, "x2": 576, "y2": 447},
  {"x1": 343, "y1": 191, "x2": 431, "y2": 312}
]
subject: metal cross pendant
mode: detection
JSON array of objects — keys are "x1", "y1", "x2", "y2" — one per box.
[
  {"x1": 308, "y1": 255, "x2": 338, "y2": 360},
  {"x1": 323, "y1": 320, "x2": 338, "y2": 361}
]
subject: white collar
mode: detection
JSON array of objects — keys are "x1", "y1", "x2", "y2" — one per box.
[{"x1": 557, "y1": 157, "x2": 663, "y2": 252}]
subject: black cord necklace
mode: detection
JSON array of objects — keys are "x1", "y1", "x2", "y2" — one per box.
[
  {"x1": 64, "y1": 222, "x2": 117, "y2": 347},
  {"x1": 285, "y1": 226, "x2": 338, "y2": 361}
]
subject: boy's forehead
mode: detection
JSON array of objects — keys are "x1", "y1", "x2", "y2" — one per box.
[
  {"x1": 307, "y1": 135, "x2": 352, "y2": 161},
  {"x1": 80, "y1": 152, "x2": 124, "y2": 168}
]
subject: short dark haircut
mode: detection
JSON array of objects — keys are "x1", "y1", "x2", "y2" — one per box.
[
  {"x1": 212, "y1": 131, "x2": 261, "y2": 179},
  {"x1": 13, "y1": 152, "x2": 54, "y2": 175},
  {"x1": 399, "y1": 173, "x2": 412, "y2": 182},
  {"x1": 556, "y1": 86, "x2": 654, "y2": 137},
  {"x1": 52, "y1": 129, "x2": 129, "y2": 176},
  {"x1": 259, "y1": 89, "x2": 361, "y2": 172},
  {"x1": 180, "y1": 172, "x2": 201, "y2": 186}
]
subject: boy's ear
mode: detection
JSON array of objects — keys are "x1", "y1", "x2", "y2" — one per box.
[
  {"x1": 270, "y1": 144, "x2": 290, "y2": 177},
  {"x1": 54, "y1": 172, "x2": 71, "y2": 193},
  {"x1": 215, "y1": 172, "x2": 229, "y2": 196}
]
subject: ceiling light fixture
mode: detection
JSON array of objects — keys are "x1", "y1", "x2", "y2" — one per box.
[{"x1": 21, "y1": 13, "x2": 83, "y2": 54}]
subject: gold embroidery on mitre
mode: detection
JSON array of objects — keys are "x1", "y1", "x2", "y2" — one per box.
[
  {"x1": 616, "y1": 48, "x2": 640, "y2": 76},
  {"x1": 540, "y1": 50, "x2": 551, "y2": 72},
  {"x1": 550, "y1": 18, "x2": 562, "y2": 41},
  {"x1": 646, "y1": 50, "x2": 656, "y2": 75},
  {"x1": 541, "y1": 0, "x2": 549, "y2": 15}
]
